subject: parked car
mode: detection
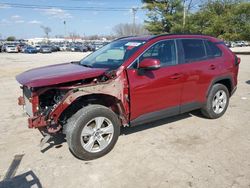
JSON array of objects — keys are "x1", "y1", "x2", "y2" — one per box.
[
  {"x1": 6, "y1": 45, "x2": 18, "y2": 53},
  {"x1": 51, "y1": 45, "x2": 60, "y2": 52},
  {"x1": 224, "y1": 41, "x2": 231, "y2": 48},
  {"x1": 24, "y1": 46, "x2": 38, "y2": 53},
  {"x1": 235, "y1": 41, "x2": 245, "y2": 47},
  {"x1": 59, "y1": 44, "x2": 68, "y2": 51},
  {"x1": 230, "y1": 41, "x2": 237, "y2": 48},
  {"x1": 20, "y1": 45, "x2": 29, "y2": 53},
  {"x1": 17, "y1": 43, "x2": 26, "y2": 52},
  {"x1": 80, "y1": 45, "x2": 88, "y2": 52},
  {"x1": 92, "y1": 43, "x2": 104, "y2": 51},
  {"x1": 242, "y1": 41, "x2": 249, "y2": 46},
  {"x1": 35, "y1": 45, "x2": 41, "y2": 51},
  {"x1": 70, "y1": 45, "x2": 82, "y2": 52},
  {"x1": 86, "y1": 44, "x2": 95, "y2": 51},
  {"x1": 1, "y1": 44, "x2": 9, "y2": 52},
  {"x1": 16, "y1": 34, "x2": 240, "y2": 160},
  {"x1": 40, "y1": 45, "x2": 52, "y2": 53}
]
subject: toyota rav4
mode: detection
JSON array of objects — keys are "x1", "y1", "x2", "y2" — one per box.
[{"x1": 16, "y1": 34, "x2": 240, "y2": 160}]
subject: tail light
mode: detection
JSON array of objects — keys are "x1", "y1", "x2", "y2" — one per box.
[{"x1": 235, "y1": 56, "x2": 240, "y2": 66}]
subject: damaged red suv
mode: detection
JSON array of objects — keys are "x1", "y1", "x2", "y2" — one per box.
[{"x1": 16, "y1": 34, "x2": 240, "y2": 160}]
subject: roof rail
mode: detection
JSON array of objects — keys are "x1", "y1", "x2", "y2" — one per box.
[
  {"x1": 149, "y1": 33, "x2": 212, "y2": 41},
  {"x1": 112, "y1": 35, "x2": 138, "y2": 41}
]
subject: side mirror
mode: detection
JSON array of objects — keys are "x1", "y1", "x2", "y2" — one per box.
[{"x1": 138, "y1": 58, "x2": 160, "y2": 70}]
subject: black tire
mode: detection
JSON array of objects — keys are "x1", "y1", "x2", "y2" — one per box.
[
  {"x1": 64, "y1": 105, "x2": 121, "y2": 160},
  {"x1": 201, "y1": 83, "x2": 229, "y2": 119}
]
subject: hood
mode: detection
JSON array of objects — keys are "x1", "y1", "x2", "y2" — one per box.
[{"x1": 16, "y1": 62, "x2": 107, "y2": 87}]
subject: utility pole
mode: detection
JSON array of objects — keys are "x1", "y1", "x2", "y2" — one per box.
[
  {"x1": 132, "y1": 7, "x2": 138, "y2": 35},
  {"x1": 63, "y1": 20, "x2": 66, "y2": 39}
]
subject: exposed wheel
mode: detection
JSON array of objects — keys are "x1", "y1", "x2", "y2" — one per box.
[
  {"x1": 201, "y1": 83, "x2": 229, "y2": 119},
  {"x1": 65, "y1": 105, "x2": 120, "y2": 160}
]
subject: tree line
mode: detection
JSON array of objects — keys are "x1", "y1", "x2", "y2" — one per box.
[{"x1": 142, "y1": 0, "x2": 250, "y2": 41}]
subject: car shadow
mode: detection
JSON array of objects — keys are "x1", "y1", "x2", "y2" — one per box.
[
  {"x1": 246, "y1": 80, "x2": 250, "y2": 85},
  {"x1": 121, "y1": 112, "x2": 193, "y2": 135}
]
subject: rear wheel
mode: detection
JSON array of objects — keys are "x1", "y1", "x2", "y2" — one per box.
[
  {"x1": 65, "y1": 105, "x2": 120, "y2": 160},
  {"x1": 201, "y1": 84, "x2": 229, "y2": 119}
]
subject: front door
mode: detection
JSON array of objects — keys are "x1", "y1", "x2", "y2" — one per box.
[{"x1": 126, "y1": 40, "x2": 184, "y2": 125}]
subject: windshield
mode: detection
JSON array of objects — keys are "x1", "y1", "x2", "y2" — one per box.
[{"x1": 80, "y1": 40, "x2": 145, "y2": 70}]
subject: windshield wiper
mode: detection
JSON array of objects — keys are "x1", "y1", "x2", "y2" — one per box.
[
  {"x1": 71, "y1": 61, "x2": 80, "y2": 64},
  {"x1": 81, "y1": 64, "x2": 93, "y2": 68}
]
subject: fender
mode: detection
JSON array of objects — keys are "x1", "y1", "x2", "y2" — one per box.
[
  {"x1": 49, "y1": 73, "x2": 130, "y2": 125},
  {"x1": 206, "y1": 75, "x2": 234, "y2": 97}
]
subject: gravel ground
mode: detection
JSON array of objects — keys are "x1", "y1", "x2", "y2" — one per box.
[
  {"x1": 0, "y1": 52, "x2": 249, "y2": 188},
  {"x1": 231, "y1": 46, "x2": 250, "y2": 53}
]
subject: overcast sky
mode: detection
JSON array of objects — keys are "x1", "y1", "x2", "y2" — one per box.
[{"x1": 0, "y1": 0, "x2": 146, "y2": 39}]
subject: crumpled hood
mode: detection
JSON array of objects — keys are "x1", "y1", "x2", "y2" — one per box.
[{"x1": 16, "y1": 62, "x2": 107, "y2": 87}]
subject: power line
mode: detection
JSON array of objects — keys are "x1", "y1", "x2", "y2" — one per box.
[{"x1": 1, "y1": 2, "x2": 142, "y2": 12}]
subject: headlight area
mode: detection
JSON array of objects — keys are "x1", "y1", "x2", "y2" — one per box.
[
  {"x1": 38, "y1": 89, "x2": 67, "y2": 116},
  {"x1": 26, "y1": 88, "x2": 69, "y2": 131}
]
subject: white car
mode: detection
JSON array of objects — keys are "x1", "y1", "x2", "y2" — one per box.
[
  {"x1": 6, "y1": 45, "x2": 18, "y2": 53},
  {"x1": 35, "y1": 45, "x2": 41, "y2": 51},
  {"x1": 243, "y1": 41, "x2": 249, "y2": 46},
  {"x1": 59, "y1": 45, "x2": 68, "y2": 51}
]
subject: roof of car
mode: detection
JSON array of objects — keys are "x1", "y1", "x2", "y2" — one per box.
[{"x1": 117, "y1": 34, "x2": 220, "y2": 42}]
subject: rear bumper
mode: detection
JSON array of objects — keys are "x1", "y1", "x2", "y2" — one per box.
[{"x1": 231, "y1": 86, "x2": 237, "y2": 96}]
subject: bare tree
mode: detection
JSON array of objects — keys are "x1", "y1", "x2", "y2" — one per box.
[
  {"x1": 113, "y1": 23, "x2": 149, "y2": 37},
  {"x1": 40, "y1": 25, "x2": 51, "y2": 41}
]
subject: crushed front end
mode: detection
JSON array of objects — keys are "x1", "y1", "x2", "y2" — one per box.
[{"x1": 18, "y1": 86, "x2": 68, "y2": 130}]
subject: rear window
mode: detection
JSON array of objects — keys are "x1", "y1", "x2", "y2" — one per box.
[
  {"x1": 204, "y1": 40, "x2": 222, "y2": 57},
  {"x1": 181, "y1": 39, "x2": 206, "y2": 62}
]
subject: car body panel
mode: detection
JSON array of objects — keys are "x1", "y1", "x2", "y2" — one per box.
[
  {"x1": 16, "y1": 62, "x2": 107, "y2": 87},
  {"x1": 126, "y1": 65, "x2": 183, "y2": 120}
]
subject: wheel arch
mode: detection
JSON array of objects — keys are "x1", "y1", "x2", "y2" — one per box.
[
  {"x1": 58, "y1": 93, "x2": 128, "y2": 126},
  {"x1": 206, "y1": 76, "x2": 233, "y2": 97}
]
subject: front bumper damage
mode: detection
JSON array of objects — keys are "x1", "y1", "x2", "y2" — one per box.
[
  {"x1": 18, "y1": 72, "x2": 130, "y2": 130},
  {"x1": 18, "y1": 95, "x2": 51, "y2": 128}
]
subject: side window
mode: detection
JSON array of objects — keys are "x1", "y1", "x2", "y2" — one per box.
[
  {"x1": 139, "y1": 40, "x2": 177, "y2": 67},
  {"x1": 204, "y1": 40, "x2": 222, "y2": 58},
  {"x1": 181, "y1": 39, "x2": 206, "y2": 62}
]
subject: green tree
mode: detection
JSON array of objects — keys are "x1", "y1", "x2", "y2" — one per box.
[
  {"x1": 142, "y1": 0, "x2": 184, "y2": 34},
  {"x1": 6, "y1": 36, "x2": 16, "y2": 41},
  {"x1": 189, "y1": 1, "x2": 250, "y2": 40},
  {"x1": 230, "y1": 2, "x2": 250, "y2": 40},
  {"x1": 143, "y1": 0, "x2": 250, "y2": 40}
]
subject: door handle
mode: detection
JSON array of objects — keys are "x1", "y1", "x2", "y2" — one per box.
[
  {"x1": 209, "y1": 64, "x2": 216, "y2": 70},
  {"x1": 170, "y1": 73, "x2": 182, "y2": 80}
]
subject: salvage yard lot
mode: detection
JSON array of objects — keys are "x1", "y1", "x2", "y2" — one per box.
[{"x1": 0, "y1": 52, "x2": 249, "y2": 188}]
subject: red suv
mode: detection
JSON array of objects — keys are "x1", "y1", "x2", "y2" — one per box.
[{"x1": 16, "y1": 34, "x2": 240, "y2": 160}]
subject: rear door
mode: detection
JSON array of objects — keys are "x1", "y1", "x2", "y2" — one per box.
[
  {"x1": 126, "y1": 40, "x2": 184, "y2": 124},
  {"x1": 178, "y1": 39, "x2": 223, "y2": 112}
]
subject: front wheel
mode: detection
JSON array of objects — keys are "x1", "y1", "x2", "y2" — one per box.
[
  {"x1": 201, "y1": 84, "x2": 229, "y2": 119},
  {"x1": 65, "y1": 105, "x2": 121, "y2": 160}
]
